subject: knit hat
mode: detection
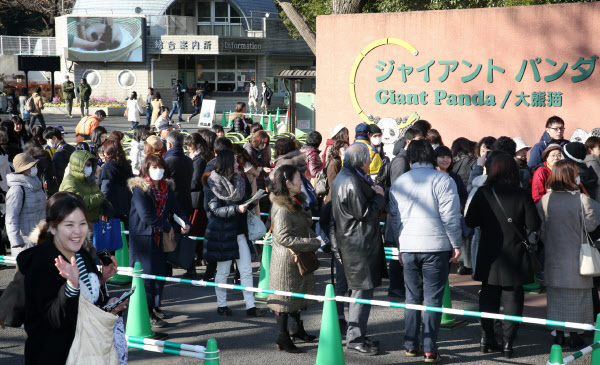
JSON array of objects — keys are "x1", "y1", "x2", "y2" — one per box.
[
  {"x1": 355, "y1": 123, "x2": 370, "y2": 134},
  {"x1": 591, "y1": 128, "x2": 600, "y2": 138},
  {"x1": 146, "y1": 135, "x2": 164, "y2": 151},
  {"x1": 369, "y1": 123, "x2": 382, "y2": 135},
  {"x1": 330, "y1": 124, "x2": 345, "y2": 138},
  {"x1": 562, "y1": 142, "x2": 586, "y2": 163},
  {"x1": 541, "y1": 144, "x2": 562, "y2": 162},
  {"x1": 513, "y1": 137, "x2": 531, "y2": 152},
  {"x1": 13, "y1": 153, "x2": 38, "y2": 174},
  {"x1": 157, "y1": 118, "x2": 171, "y2": 131}
]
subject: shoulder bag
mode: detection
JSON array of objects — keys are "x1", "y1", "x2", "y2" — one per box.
[
  {"x1": 314, "y1": 160, "x2": 331, "y2": 196},
  {"x1": 491, "y1": 187, "x2": 541, "y2": 274},
  {"x1": 287, "y1": 230, "x2": 320, "y2": 276},
  {"x1": 579, "y1": 194, "x2": 600, "y2": 277}
]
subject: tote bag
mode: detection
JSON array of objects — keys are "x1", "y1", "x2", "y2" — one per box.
[
  {"x1": 93, "y1": 219, "x2": 123, "y2": 252},
  {"x1": 579, "y1": 195, "x2": 600, "y2": 277},
  {"x1": 247, "y1": 211, "x2": 267, "y2": 241}
]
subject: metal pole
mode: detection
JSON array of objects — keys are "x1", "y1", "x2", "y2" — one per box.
[
  {"x1": 0, "y1": 36, "x2": 3, "y2": 56},
  {"x1": 51, "y1": 72, "x2": 55, "y2": 101}
]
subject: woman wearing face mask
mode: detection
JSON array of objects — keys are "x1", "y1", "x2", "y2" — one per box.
[
  {"x1": 202, "y1": 150, "x2": 265, "y2": 317},
  {"x1": 127, "y1": 154, "x2": 191, "y2": 328},
  {"x1": 323, "y1": 140, "x2": 348, "y2": 204},
  {"x1": 531, "y1": 144, "x2": 563, "y2": 204},
  {"x1": 6, "y1": 153, "x2": 47, "y2": 257},
  {"x1": 59, "y1": 150, "x2": 105, "y2": 225}
]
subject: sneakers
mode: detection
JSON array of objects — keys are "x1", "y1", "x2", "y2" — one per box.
[
  {"x1": 246, "y1": 307, "x2": 267, "y2": 317},
  {"x1": 187, "y1": 116, "x2": 191, "y2": 123},
  {"x1": 150, "y1": 313, "x2": 168, "y2": 328},
  {"x1": 217, "y1": 306, "x2": 233, "y2": 316},
  {"x1": 405, "y1": 346, "x2": 421, "y2": 357},
  {"x1": 424, "y1": 352, "x2": 442, "y2": 363},
  {"x1": 388, "y1": 288, "x2": 406, "y2": 299},
  {"x1": 153, "y1": 307, "x2": 170, "y2": 319}
]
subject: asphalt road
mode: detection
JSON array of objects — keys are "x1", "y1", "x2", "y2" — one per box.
[{"x1": 0, "y1": 112, "x2": 590, "y2": 364}]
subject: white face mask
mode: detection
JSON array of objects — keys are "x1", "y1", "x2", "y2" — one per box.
[
  {"x1": 30, "y1": 166, "x2": 38, "y2": 176},
  {"x1": 149, "y1": 168, "x2": 165, "y2": 181},
  {"x1": 46, "y1": 140, "x2": 55, "y2": 149},
  {"x1": 371, "y1": 137, "x2": 382, "y2": 146},
  {"x1": 259, "y1": 144, "x2": 266, "y2": 150},
  {"x1": 575, "y1": 176, "x2": 581, "y2": 185},
  {"x1": 83, "y1": 166, "x2": 93, "y2": 177}
]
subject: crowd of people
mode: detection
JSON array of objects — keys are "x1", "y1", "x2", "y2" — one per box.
[{"x1": 0, "y1": 102, "x2": 598, "y2": 364}]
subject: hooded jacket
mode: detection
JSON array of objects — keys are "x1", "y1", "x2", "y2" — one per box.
[
  {"x1": 53, "y1": 141, "x2": 76, "y2": 186},
  {"x1": 59, "y1": 150, "x2": 104, "y2": 223},
  {"x1": 584, "y1": 153, "x2": 600, "y2": 201},
  {"x1": 528, "y1": 131, "x2": 569, "y2": 169},
  {"x1": 5, "y1": 173, "x2": 47, "y2": 249}
]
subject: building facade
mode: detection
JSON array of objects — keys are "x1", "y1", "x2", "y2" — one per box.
[{"x1": 55, "y1": 0, "x2": 314, "y2": 113}]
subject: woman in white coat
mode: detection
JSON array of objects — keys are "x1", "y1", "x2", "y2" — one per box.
[{"x1": 127, "y1": 91, "x2": 144, "y2": 130}]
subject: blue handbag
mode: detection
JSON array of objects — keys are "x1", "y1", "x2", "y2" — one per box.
[{"x1": 92, "y1": 218, "x2": 123, "y2": 252}]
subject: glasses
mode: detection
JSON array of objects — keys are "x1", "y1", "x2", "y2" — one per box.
[{"x1": 548, "y1": 127, "x2": 565, "y2": 132}]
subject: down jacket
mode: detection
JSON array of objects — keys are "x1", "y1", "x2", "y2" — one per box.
[
  {"x1": 331, "y1": 166, "x2": 386, "y2": 290},
  {"x1": 129, "y1": 139, "x2": 146, "y2": 176},
  {"x1": 388, "y1": 163, "x2": 463, "y2": 253},
  {"x1": 5, "y1": 173, "x2": 47, "y2": 251},
  {"x1": 59, "y1": 150, "x2": 104, "y2": 223},
  {"x1": 267, "y1": 193, "x2": 321, "y2": 313},
  {"x1": 97, "y1": 160, "x2": 133, "y2": 218},
  {"x1": 300, "y1": 146, "x2": 323, "y2": 180},
  {"x1": 531, "y1": 163, "x2": 551, "y2": 204}
]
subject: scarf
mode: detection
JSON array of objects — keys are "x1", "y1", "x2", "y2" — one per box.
[
  {"x1": 207, "y1": 170, "x2": 245, "y2": 202},
  {"x1": 145, "y1": 176, "x2": 168, "y2": 245}
]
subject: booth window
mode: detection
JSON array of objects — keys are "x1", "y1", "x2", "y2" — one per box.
[
  {"x1": 197, "y1": 0, "x2": 244, "y2": 36},
  {"x1": 196, "y1": 56, "x2": 256, "y2": 93}
]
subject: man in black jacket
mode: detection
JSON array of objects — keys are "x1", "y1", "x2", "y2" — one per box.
[
  {"x1": 48, "y1": 127, "x2": 75, "y2": 186},
  {"x1": 164, "y1": 130, "x2": 193, "y2": 216},
  {"x1": 168, "y1": 80, "x2": 184, "y2": 122},
  {"x1": 331, "y1": 143, "x2": 386, "y2": 356}
]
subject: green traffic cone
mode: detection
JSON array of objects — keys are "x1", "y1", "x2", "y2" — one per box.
[
  {"x1": 109, "y1": 222, "x2": 132, "y2": 285},
  {"x1": 227, "y1": 110, "x2": 233, "y2": 128},
  {"x1": 221, "y1": 111, "x2": 227, "y2": 127},
  {"x1": 267, "y1": 114, "x2": 274, "y2": 132},
  {"x1": 440, "y1": 280, "x2": 467, "y2": 330},
  {"x1": 125, "y1": 262, "x2": 155, "y2": 339},
  {"x1": 315, "y1": 284, "x2": 345, "y2": 365},
  {"x1": 260, "y1": 113, "x2": 265, "y2": 129},
  {"x1": 275, "y1": 108, "x2": 281, "y2": 125},
  {"x1": 591, "y1": 313, "x2": 600, "y2": 364},
  {"x1": 523, "y1": 275, "x2": 543, "y2": 294},
  {"x1": 248, "y1": 111, "x2": 253, "y2": 121},
  {"x1": 548, "y1": 344, "x2": 564, "y2": 364},
  {"x1": 205, "y1": 338, "x2": 219, "y2": 364},
  {"x1": 254, "y1": 237, "x2": 272, "y2": 302}
]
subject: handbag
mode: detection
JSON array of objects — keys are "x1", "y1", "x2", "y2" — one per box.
[
  {"x1": 579, "y1": 195, "x2": 600, "y2": 277},
  {"x1": 92, "y1": 218, "x2": 123, "y2": 252},
  {"x1": 167, "y1": 234, "x2": 196, "y2": 270},
  {"x1": 289, "y1": 249, "x2": 320, "y2": 276},
  {"x1": 247, "y1": 211, "x2": 267, "y2": 241},
  {"x1": 314, "y1": 160, "x2": 330, "y2": 196},
  {"x1": 162, "y1": 231, "x2": 177, "y2": 253},
  {"x1": 491, "y1": 188, "x2": 541, "y2": 274}
]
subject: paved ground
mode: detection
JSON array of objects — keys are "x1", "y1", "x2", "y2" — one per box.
[{"x1": 0, "y1": 112, "x2": 592, "y2": 364}]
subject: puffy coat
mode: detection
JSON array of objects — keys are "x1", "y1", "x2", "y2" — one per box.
[
  {"x1": 59, "y1": 150, "x2": 104, "y2": 223},
  {"x1": 300, "y1": 146, "x2": 323, "y2": 180},
  {"x1": 232, "y1": 117, "x2": 250, "y2": 137},
  {"x1": 584, "y1": 153, "x2": 600, "y2": 200},
  {"x1": 129, "y1": 139, "x2": 145, "y2": 176},
  {"x1": 538, "y1": 191, "x2": 598, "y2": 289},
  {"x1": 528, "y1": 131, "x2": 569, "y2": 170},
  {"x1": 451, "y1": 153, "x2": 476, "y2": 188},
  {"x1": 267, "y1": 193, "x2": 321, "y2": 313},
  {"x1": 531, "y1": 163, "x2": 551, "y2": 204},
  {"x1": 5, "y1": 173, "x2": 46, "y2": 250},
  {"x1": 164, "y1": 147, "x2": 194, "y2": 216},
  {"x1": 388, "y1": 163, "x2": 463, "y2": 252},
  {"x1": 98, "y1": 160, "x2": 134, "y2": 218},
  {"x1": 202, "y1": 172, "x2": 252, "y2": 263},
  {"x1": 190, "y1": 153, "x2": 207, "y2": 210},
  {"x1": 465, "y1": 184, "x2": 541, "y2": 286},
  {"x1": 331, "y1": 166, "x2": 386, "y2": 290}
]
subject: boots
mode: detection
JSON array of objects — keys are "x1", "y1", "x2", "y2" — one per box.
[
  {"x1": 503, "y1": 339, "x2": 514, "y2": 359},
  {"x1": 276, "y1": 332, "x2": 303, "y2": 353},
  {"x1": 554, "y1": 331, "x2": 565, "y2": 346},
  {"x1": 480, "y1": 336, "x2": 502, "y2": 353},
  {"x1": 289, "y1": 320, "x2": 316, "y2": 343},
  {"x1": 568, "y1": 332, "x2": 584, "y2": 349}
]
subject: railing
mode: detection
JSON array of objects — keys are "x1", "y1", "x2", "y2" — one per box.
[
  {"x1": 0, "y1": 36, "x2": 56, "y2": 56},
  {"x1": 146, "y1": 15, "x2": 274, "y2": 38}
]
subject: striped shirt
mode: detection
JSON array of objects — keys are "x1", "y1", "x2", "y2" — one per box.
[{"x1": 64, "y1": 253, "x2": 92, "y2": 298}]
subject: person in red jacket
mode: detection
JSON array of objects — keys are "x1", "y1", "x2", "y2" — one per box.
[{"x1": 531, "y1": 144, "x2": 563, "y2": 203}]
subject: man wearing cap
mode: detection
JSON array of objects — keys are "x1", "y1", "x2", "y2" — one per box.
[
  {"x1": 528, "y1": 116, "x2": 570, "y2": 169},
  {"x1": 5, "y1": 153, "x2": 47, "y2": 257},
  {"x1": 513, "y1": 137, "x2": 532, "y2": 192},
  {"x1": 563, "y1": 142, "x2": 599, "y2": 200},
  {"x1": 157, "y1": 118, "x2": 174, "y2": 141},
  {"x1": 75, "y1": 110, "x2": 106, "y2": 142},
  {"x1": 62, "y1": 75, "x2": 75, "y2": 118},
  {"x1": 354, "y1": 123, "x2": 383, "y2": 179}
]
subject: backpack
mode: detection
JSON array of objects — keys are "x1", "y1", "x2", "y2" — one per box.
[
  {"x1": 315, "y1": 160, "x2": 330, "y2": 196},
  {"x1": 24, "y1": 96, "x2": 35, "y2": 112},
  {"x1": 191, "y1": 95, "x2": 199, "y2": 106}
]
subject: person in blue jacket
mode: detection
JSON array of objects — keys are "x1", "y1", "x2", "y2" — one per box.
[
  {"x1": 127, "y1": 153, "x2": 190, "y2": 328},
  {"x1": 528, "y1": 116, "x2": 570, "y2": 169}
]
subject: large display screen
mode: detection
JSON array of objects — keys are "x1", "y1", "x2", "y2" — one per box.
[{"x1": 66, "y1": 17, "x2": 145, "y2": 62}]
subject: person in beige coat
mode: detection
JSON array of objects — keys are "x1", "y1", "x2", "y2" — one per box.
[
  {"x1": 537, "y1": 160, "x2": 599, "y2": 348},
  {"x1": 267, "y1": 164, "x2": 321, "y2": 354},
  {"x1": 29, "y1": 86, "x2": 46, "y2": 130},
  {"x1": 150, "y1": 92, "x2": 164, "y2": 126}
]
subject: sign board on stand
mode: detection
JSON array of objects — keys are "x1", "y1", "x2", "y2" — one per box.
[{"x1": 198, "y1": 99, "x2": 216, "y2": 128}]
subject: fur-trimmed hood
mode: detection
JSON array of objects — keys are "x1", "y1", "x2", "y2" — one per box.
[
  {"x1": 127, "y1": 176, "x2": 175, "y2": 193},
  {"x1": 270, "y1": 192, "x2": 307, "y2": 214}
]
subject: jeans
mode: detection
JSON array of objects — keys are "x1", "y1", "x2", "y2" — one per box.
[
  {"x1": 80, "y1": 100, "x2": 89, "y2": 116},
  {"x1": 346, "y1": 289, "x2": 374, "y2": 345},
  {"x1": 29, "y1": 114, "x2": 46, "y2": 129},
  {"x1": 169, "y1": 101, "x2": 183, "y2": 121},
  {"x1": 479, "y1": 283, "x2": 524, "y2": 341},
  {"x1": 334, "y1": 258, "x2": 349, "y2": 318},
  {"x1": 389, "y1": 254, "x2": 405, "y2": 292},
  {"x1": 189, "y1": 107, "x2": 201, "y2": 121},
  {"x1": 215, "y1": 234, "x2": 255, "y2": 309},
  {"x1": 65, "y1": 98, "x2": 73, "y2": 116},
  {"x1": 402, "y1": 251, "x2": 451, "y2": 353},
  {"x1": 146, "y1": 106, "x2": 152, "y2": 127},
  {"x1": 131, "y1": 121, "x2": 139, "y2": 130}
]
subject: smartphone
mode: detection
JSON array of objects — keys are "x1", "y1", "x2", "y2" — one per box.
[
  {"x1": 102, "y1": 286, "x2": 136, "y2": 312},
  {"x1": 97, "y1": 249, "x2": 113, "y2": 267}
]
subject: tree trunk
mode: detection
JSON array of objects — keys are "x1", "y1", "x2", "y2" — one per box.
[
  {"x1": 332, "y1": 0, "x2": 366, "y2": 14},
  {"x1": 277, "y1": 0, "x2": 316, "y2": 55}
]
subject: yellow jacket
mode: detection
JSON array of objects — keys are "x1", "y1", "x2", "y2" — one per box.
[{"x1": 354, "y1": 139, "x2": 383, "y2": 175}]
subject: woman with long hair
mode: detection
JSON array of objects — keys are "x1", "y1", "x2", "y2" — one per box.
[
  {"x1": 130, "y1": 125, "x2": 152, "y2": 175},
  {"x1": 127, "y1": 90, "x2": 144, "y2": 130},
  {"x1": 128, "y1": 154, "x2": 190, "y2": 327},
  {"x1": 537, "y1": 160, "x2": 599, "y2": 348},
  {"x1": 323, "y1": 125, "x2": 349, "y2": 163},
  {"x1": 451, "y1": 137, "x2": 477, "y2": 187},
  {"x1": 150, "y1": 91, "x2": 163, "y2": 126},
  {"x1": 11, "y1": 116, "x2": 31, "y2": 149},
  {"x1": 465, "y1": 154, "x2": 541, "y2": 358},
  {"x1": 185, "y1": 133, "x2": 209, "y2": 267},
  {"x1": 323, "y1": 139, "x2": 348, "y2": 204},
  {"x1": 98, "y1": 139, "x2": 134, "y2": 222},
  {"x1": 267, "y1": 165, "x2": 321, "y2": 353}
]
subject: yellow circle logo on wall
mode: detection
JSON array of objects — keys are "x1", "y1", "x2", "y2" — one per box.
[{"x1": 349, "y1": 38, "x2": 419, "y2": 125}]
